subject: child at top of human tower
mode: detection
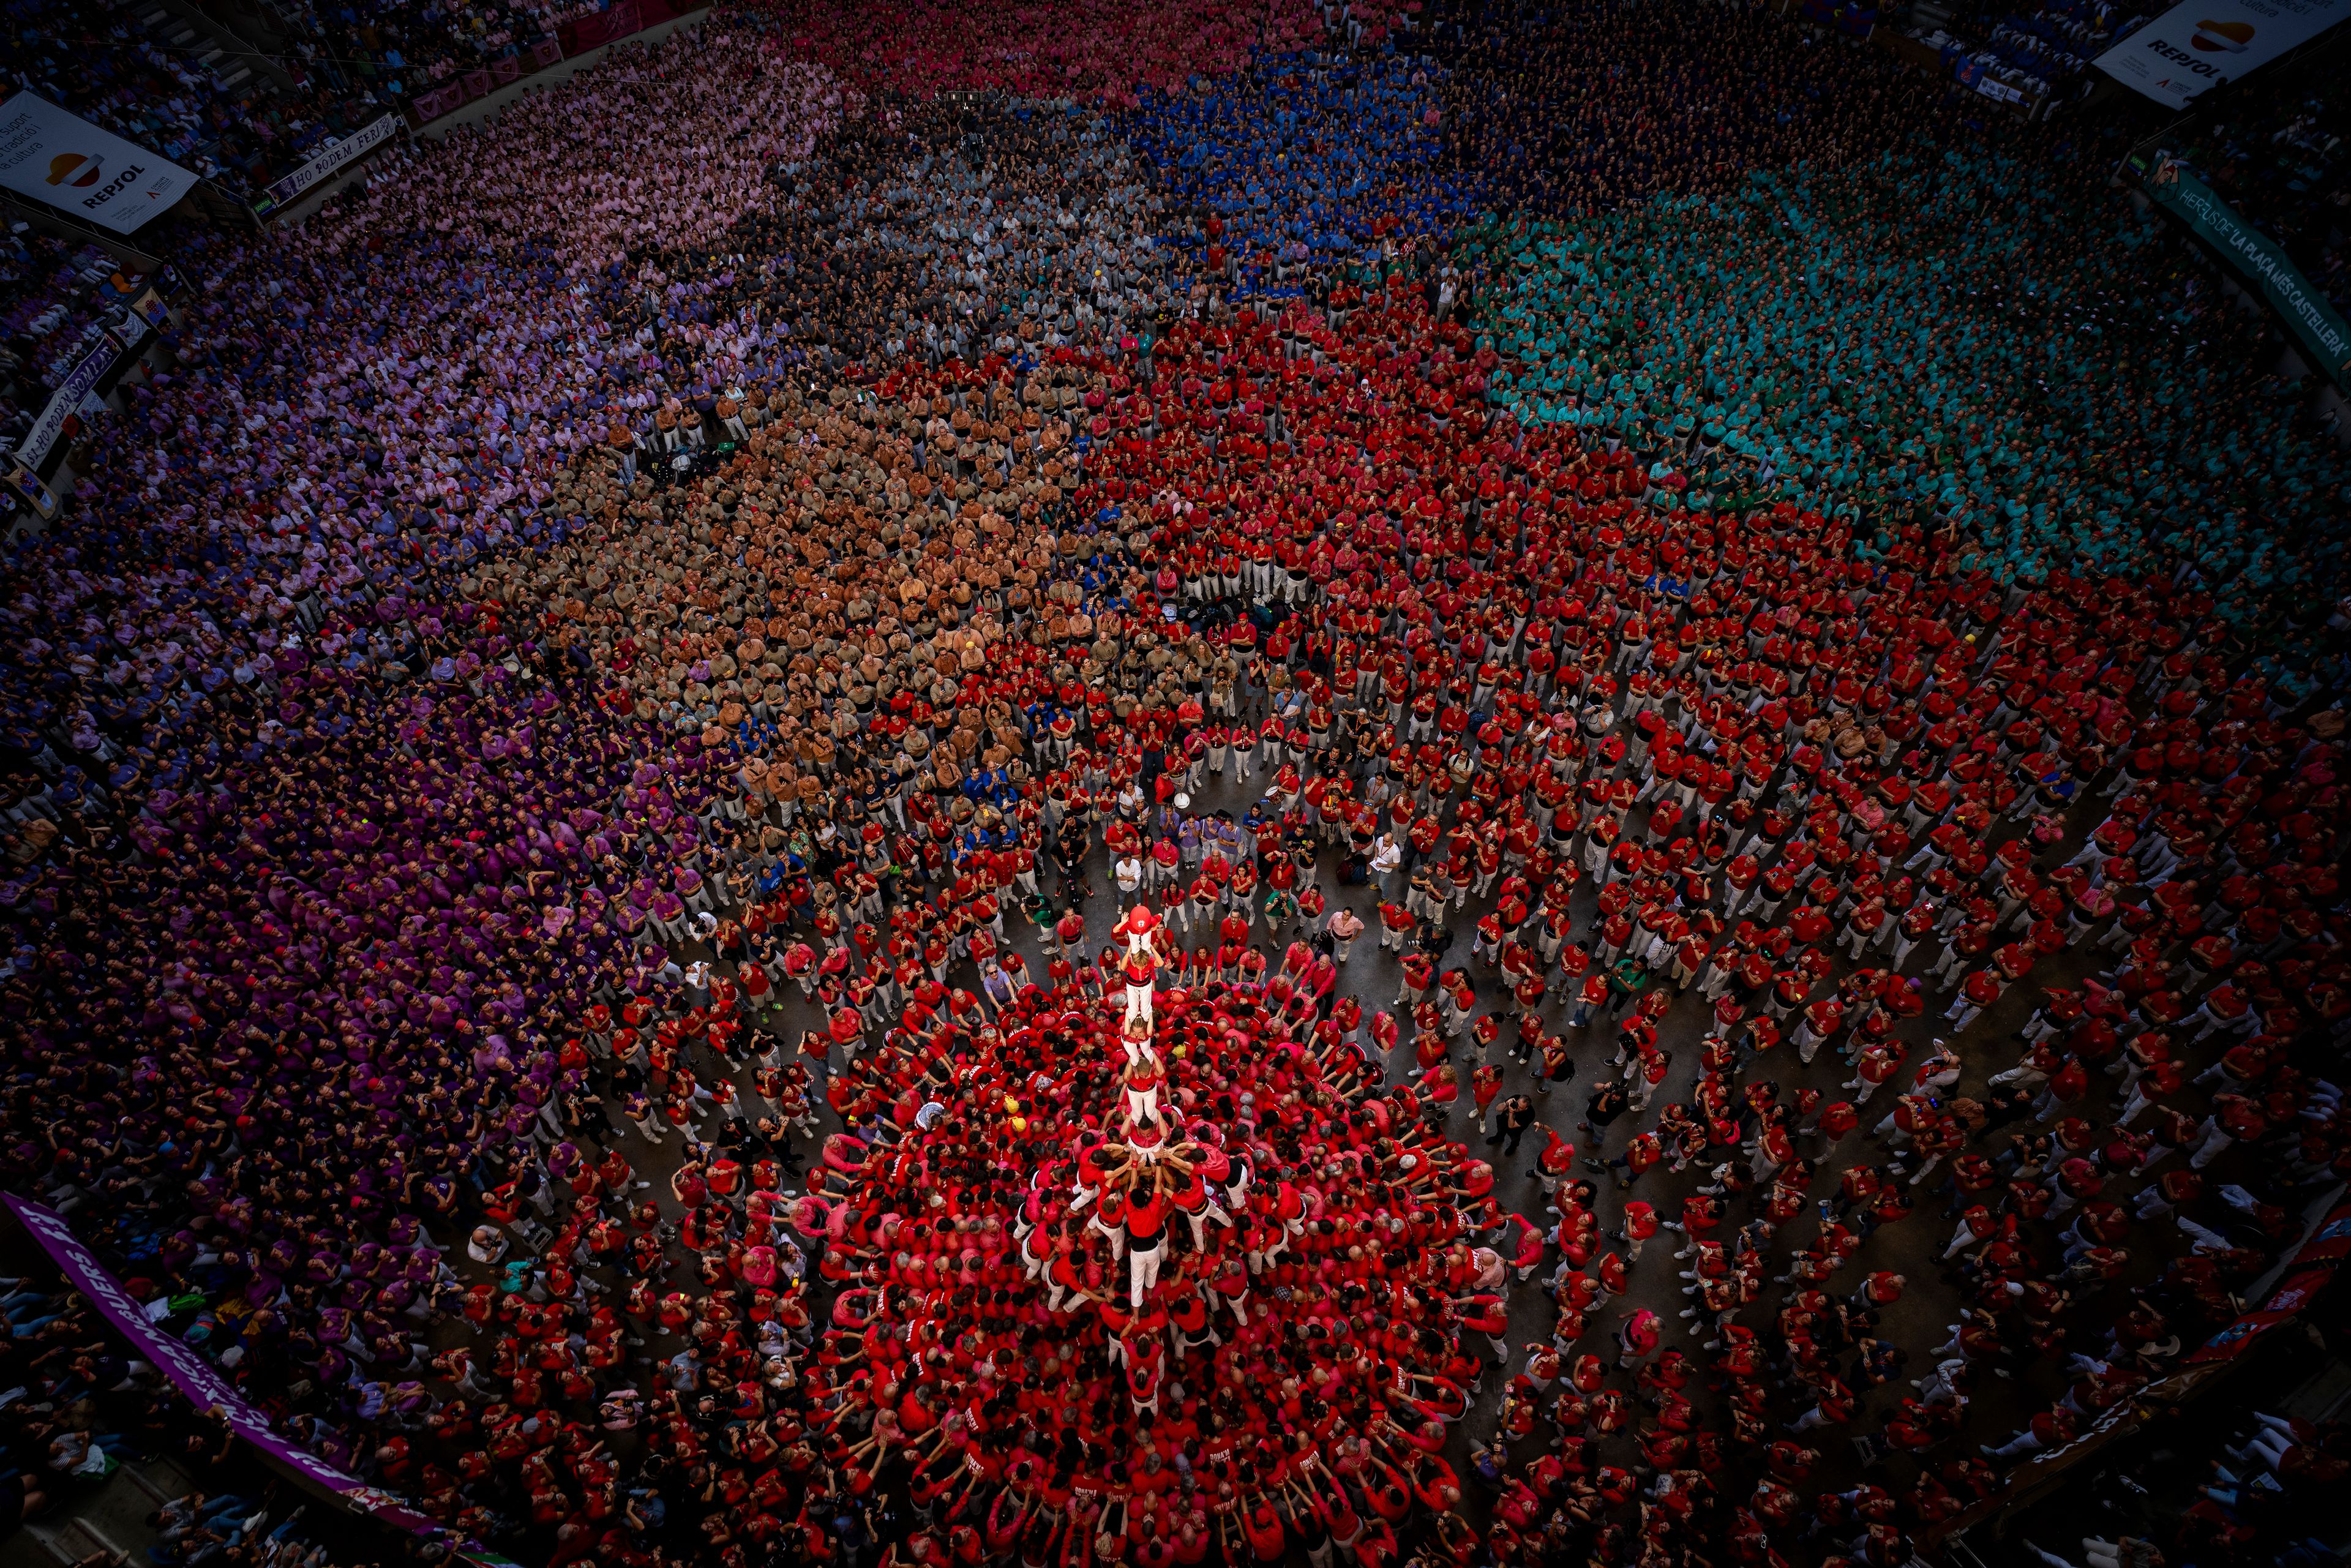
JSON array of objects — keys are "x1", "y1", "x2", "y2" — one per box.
[{"x1": 1114, "y1": 901, "x2": 1163, "y2": 957}]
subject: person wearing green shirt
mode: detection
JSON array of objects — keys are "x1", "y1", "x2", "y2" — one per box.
[{"x1": 1606, "y1": 955, "x2": 1654, "y2": 1019}]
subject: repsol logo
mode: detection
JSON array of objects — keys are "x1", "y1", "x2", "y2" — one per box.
[
  {"x1": 2145, "y1": 39, "x2": 2223, "y2": 75},
  {"x1": 80, "y1": 163, "x2": 147, "y2": 209}
]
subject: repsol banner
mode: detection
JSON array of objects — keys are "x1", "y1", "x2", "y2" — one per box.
[
  {"x1": 2135, "y1": 151, "x2": 2351, "y2": 389},
  {"x1": 0, "y1": 91, "x2": 200, "y2": 234},
  {"x1": 2094, "y1": 0, "x2": 2350, "y2": 108}
]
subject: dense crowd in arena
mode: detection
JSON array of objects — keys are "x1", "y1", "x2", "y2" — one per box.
[{"x1": 2, "y1": 1, "x2": 2349, "y2": 1566}]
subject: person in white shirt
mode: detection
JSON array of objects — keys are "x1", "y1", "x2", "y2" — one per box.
[{"x1": 1325, "y1": 906, "x2": 1365, "y2": 964}]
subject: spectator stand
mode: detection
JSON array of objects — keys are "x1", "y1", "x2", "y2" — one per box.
[
  {"x1": 401, "y1": 34, "x2": 564, "y2": 127},
  {"x1": 0, "y1": 1209, "x2": 439, "y2": 1568},
  {"x1": 1898, "y1": 0, "x2": 2143, "y2": 116},
  {"x1": 2106, "y1": 34, "x2": 2351, "y2": 430},
  {"x1": 1933, "y1": 1234, "x2": 2351, "y2": 1564},
  {"x1": 1796, "y1": 0, "x2": 1881, "y2": 42},
  {"x1": 402, "y1": 0, "x2": 712, "y2": 132},
  {"x1": 2119, "y1": 34, "x2": 2351, "y2": 323},
  {"x1": 0, "y1": 0, "x2": 416, "y2": 206},
  {"x1": 0, "y1": 239, "x2": 182, "y2": 540},
  {"x1": 133, "y1": 0, "x2": 298, "y2": 103},
  {"x1": 124, "y1": 0, "x2": 433, "y2": 220},
  {"x1": 268, "y1": 0, "x2": 583, "y2": 116},
  {"x1": 245, "y1": 107, "x2": 410, "y2": 221}
]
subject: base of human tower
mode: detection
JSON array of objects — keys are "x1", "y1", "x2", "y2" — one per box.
[{"x1": 814, "y1": 904, "x2": 1502, "y2": 1566}]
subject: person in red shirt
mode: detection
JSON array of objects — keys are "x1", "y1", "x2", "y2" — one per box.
[{"x1": 1615, "y1": 1199, "x2": 1659, "y2": 1264}]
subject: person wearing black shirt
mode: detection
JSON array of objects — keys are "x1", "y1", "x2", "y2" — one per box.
[
  {"x1": 1487, "y1": 1093, "x2": 1536, "y2": 1155},
  {"x1": 1580, "y1": 1079, "x2": 1629, "y2": 1161}
]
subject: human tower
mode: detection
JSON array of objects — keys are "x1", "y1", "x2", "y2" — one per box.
[{"x1": 811, "y1": 902, "x2": 1507, "y2": 1563}]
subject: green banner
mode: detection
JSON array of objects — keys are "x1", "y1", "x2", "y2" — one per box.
[{"x1": 2134, "y1": 151, "x2": 2351, "y2": 390}]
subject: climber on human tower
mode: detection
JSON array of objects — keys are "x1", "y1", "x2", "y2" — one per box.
[
  {"x1": 1125, "y1": 1168, "x2": 1170, "y2": 1309},
  {"x1": 1122, "y1": 940, "x2": 1160, "y2": 1028},
  {"x1": 1124, "y1": 1047, "x2": 1166, "y2": 1126}
]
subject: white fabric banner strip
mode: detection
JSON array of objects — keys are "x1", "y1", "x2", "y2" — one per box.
[
  {"x1": 258, "y1": 113, "x2": 405, "y2": 212},
  {"x1": 2093, "y1": 0, "x2": 2349, "y2": 107},
  {"x1": 0, "y1": 91, "x2": 200, "y2": 234},
  {"x1": 13, "y1": 329, "x2": 125, "y2": 473}
]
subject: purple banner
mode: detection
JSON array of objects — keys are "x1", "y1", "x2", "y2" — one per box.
[
  {"x1": 2, "y1": 1194, "x2": 443, "y2": 1536},
  {"x1": 408, "y1": 83, "x2": 462, "y2": 124},
  {"x1": 557, "y1": 0, "x2": 687, "y2": 57},
  {"x1": 408, "y1": 38, "x2": 572, "y2": 126}
]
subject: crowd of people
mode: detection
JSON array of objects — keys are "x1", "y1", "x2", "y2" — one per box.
[
  {"x1": 1434, "y1": 21, "x2": 2350, "y2": 690},
  {"x1": 1, "y1": 1, "x2": 2349, "y2": 1567},
  {"x1": 313, "y1": 24, "x2": 842, "y2": 266},
  {"x1": 754, "y1": 0, "x2": 1333, "y2": 108},
  {"x1": 797, "y1": 909, "x2": 1517, "y2": 1567},
  {"x1": 1418, "y1": 0, "x2": 1917, "y2": 217},
  {"x1": 2, "y1": 0, "x2": 779, "y2": 207},
  {"x1": 1123, "y1": 53, "x2": 1480, "y2": 293},
  {"x1": 590, "y1": 89, "x2": 1195, "y2": 384},
  {"x1": 269, "y1": 0, "x2": 603, "y2": 109}
]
